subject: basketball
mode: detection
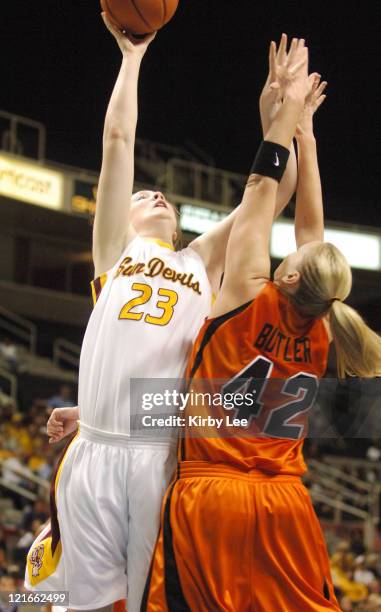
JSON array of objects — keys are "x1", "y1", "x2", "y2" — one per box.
[{"x1": 100, "y1": 0, "x2": 179, "y2": 35}]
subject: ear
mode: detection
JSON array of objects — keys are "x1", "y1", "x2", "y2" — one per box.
[
  {"x1": 280, "y1": 270, "x2": 300, "y2": 292},
  {"x1": 172, "y1": 231, "x2": 178, "y2": 244}
]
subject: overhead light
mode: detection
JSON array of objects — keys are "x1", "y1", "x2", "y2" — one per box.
[
  {"x1": 180, "y1": 204, "x2": 228, "y2": 234},
  {"x1": 271, "y1": 221, "x2": 380, "y2": 271}
]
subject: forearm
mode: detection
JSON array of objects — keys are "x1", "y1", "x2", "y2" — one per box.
[
  {"x1": 224, "y1": 97, "x2": 302, "y2": 282},
  {"x1": 222, "y1": 177, "x2": 276, "y2": 285},
  {"x1": 260, "y1": 91, "x2": 297, "y2": 216},
  {"x1": 103, "y1": 53, "x2": 142, "y2": 142},
  {"x1": 265, "y1": 95, "x2": 303, "y2": 149},
  {"x1": 295, "y1": 133, "x2": 324, "y2": 246}
]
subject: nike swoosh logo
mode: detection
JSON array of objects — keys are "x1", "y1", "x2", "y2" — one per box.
[{"x1": 274, "y1": 153, "x2": 280, "y2": 167}]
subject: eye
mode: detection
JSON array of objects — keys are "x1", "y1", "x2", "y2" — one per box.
[{"x1": 136, "y1": 194, "x2": 146, "y2": 201}]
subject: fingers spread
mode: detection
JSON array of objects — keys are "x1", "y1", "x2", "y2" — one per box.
[
  {"x1": 269, "y1": 41, "x2": 277, "y2": 80},
  {"x1": 316, "y1": 94, "x2": 327, "y2": 109},
  {"x1": 287, "y1": 37, "x2": 299, "y2": 64},
  {"x1": 277, "y1": 33, "x2": 287, "y2": 64},
  {"x1": 315, "y1": 81, "x2": 328, "y2": 97},
  {"x1": 289, "y1": 51, "x2": 308, "y2": 75}
]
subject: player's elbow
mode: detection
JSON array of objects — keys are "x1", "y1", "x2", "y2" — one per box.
[{"x1": 104, "y1": 119, "x2": 136, "y2": 145}]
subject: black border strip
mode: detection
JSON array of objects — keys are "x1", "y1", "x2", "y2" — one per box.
[
  {"x1": 163, "y1": 483, "x2": 191, "y2": 611},
  {"x1": 188, "y1": 301, "x2": 252, "y2": 381},
  {"x1": 180, "y1": 301, "x2": 252, "y2": 460}
]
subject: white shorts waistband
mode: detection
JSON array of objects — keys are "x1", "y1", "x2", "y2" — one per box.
[{"x1": 79, "y1": 421, "x2": 177, "y2": 449}]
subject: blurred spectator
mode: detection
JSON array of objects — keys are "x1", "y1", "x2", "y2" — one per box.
[
  {"x1": 2, "y1": 451, "x2": 34, "y2": 488},
  {"x1": 47, "y1": 385, "x2": 75, "y2": 409},
  {"x1": 330, "y1": 540, "x2": 368, "y2": 603},
  {"x1": 368, "y1": 580, "x2": 381, "y2": 596},
  {"x1": 367, "y1": 446, "x2": 381, "y2": 462},
  {"x1": 21, "y1": 500, "x2": 48, "y2": 532},
  {"x1": 352, "y1": 531, "x2": 367, "y2": 557},
  {"x1": 0, "y1": 390, "x2": 14, "y2": 412},
  {"x1": 13, "y1": 519, "x2": 43, "y2": 569},
  {"x1": 0, "y1": 546, "x2": 7, "y2": 575},
  {"x1": 0, "y1": 573, "x2": 18, "y2": 611},
  {"x1": 0, "y1": 339, "x2": 19, "y2": 373},
  {"x1": 359, "y1": 594, "x2": 381, "y2": 611},
  {"x1": 341, "y1": 596, "x2": 354, "y2": 611},
  {"x1": 355, "y1": 556, "x2": 376, "y2": 586}
]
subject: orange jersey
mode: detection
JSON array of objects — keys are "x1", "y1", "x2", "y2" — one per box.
[{"x1": 181, "y1": 282, "x2": 329, "y2": 475}]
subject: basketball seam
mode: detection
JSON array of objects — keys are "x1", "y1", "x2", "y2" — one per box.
[
  {"x1": 162, "y1": 0, "x2": 167, "y2": 22},
  {"x1": 131, "y1": 0, "x2": 154, "y2": 31}
]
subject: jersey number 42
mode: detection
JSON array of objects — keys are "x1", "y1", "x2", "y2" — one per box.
[{"x1": 221, "y1": 356, "x2": 319, "y2": 440}]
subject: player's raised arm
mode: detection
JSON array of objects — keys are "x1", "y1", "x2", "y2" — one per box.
[
  {"x1": 260, "y1": 34, "x2": 299, "y2": 215},
  {"x1": 294, "y1": 73, "x2": 328, "y2": 247},
  {"x1": 188, "y1": 36, "x2": 301, "y2": 295},
  {"x1": 93, "y1": 14, "x2": 155, "y2": 279},
  {"x1": 211, "y1": 39, "x2": 309, "y2": 317}
]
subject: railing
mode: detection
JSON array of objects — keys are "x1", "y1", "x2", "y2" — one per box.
[
  {"x1": 305, "y1": 458, "x2": 381, "y2": 549},
  {"x1": 53, "y1": 338, "x2": 81, "y2": 370},
  {"x1": 0, "y1": 109, "x2": 46, "y2": 161},
  {"x1": 324, "y1": 456, "x2": 381, "y2": 480},
  {"x1": 309, "y1": 489, "x2": 375, "y2": 549},
  {"x1": 165, "y1": 158, "x2": 246, "y2": 208},
  {"x1": 0, "y1": 368, "x2": 17, "y2": 402},
  {"x1": 135, "y1": 138, "x2": 198, "y2": 163},
  {"x1": 0, "y1": 305, "x2": 37, "y2": 354},
  {"x1": 0, "y1": 459, "x2": 50, "y2": 502}
]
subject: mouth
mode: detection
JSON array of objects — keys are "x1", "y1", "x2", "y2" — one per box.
[{"x1": 153, "y1": 200, "x2": 168, "y2": 209}]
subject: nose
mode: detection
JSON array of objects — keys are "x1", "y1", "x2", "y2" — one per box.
[{"x1": 154, "y1": 192, "x2": 165, "y2": 201}]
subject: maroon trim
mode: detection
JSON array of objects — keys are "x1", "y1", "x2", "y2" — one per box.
[
  {"x1": 50, "y1": 432, "x2": 77, "y2": 555},
  {"x1": 93, "y1": 277, "x2": 102, "y2": 303}
]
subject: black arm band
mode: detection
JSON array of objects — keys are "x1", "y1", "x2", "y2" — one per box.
[{"x1": 250, "y1": 141, "x2": 290, "y2": 183}]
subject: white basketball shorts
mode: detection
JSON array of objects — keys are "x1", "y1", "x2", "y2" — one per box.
[{"x1": 25, "y1": 422, "x2": 177, "y2": 611}]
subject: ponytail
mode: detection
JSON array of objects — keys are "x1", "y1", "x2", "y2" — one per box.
[
  {"x1": 289, "y1": 242, "x2": 381, "y2": 378},
  {"x1": 330, "y1": 300, "x2": 381, "y2": 378}
]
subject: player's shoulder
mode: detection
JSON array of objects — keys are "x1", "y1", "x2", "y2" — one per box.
[{"x1": 175, "y1": 243, "x2": 207, "y2": 266}]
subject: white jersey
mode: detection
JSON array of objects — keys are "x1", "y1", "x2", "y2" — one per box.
[{"x1": 78, "y1": 236, "x2": 212, "y2": 434}]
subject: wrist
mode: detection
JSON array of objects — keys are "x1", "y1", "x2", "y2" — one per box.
[
  {"x1": 259, "y1": 96, "x2": 280, "y2": 134},
  {"x1": 296, "y1": 132, "x2": 316, "y2": 145},
  {"x1": 122, "y1": 47, "x2": 144, "y2": 63},
  {"x1": 121, "y1": 53, "x2": 142, "y2": 78},
  {"x1": 283, "y1": 93, "x2": 305, "y2": 110}
]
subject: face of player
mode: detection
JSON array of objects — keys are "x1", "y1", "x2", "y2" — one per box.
[
  {"x1": 130, "y1": 190, "x2": 178, "y2": 241},
  {"x1": 273, "y1": 241, "x2": 321, "y2": 292}
]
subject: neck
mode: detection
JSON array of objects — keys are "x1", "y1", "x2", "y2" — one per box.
[{"x1": 138, "y1": 226, "x2": 174, "y2": 248}]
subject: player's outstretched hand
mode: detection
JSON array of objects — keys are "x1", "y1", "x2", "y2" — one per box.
[
  {"x1": 101, "y1": 12, "x2": 156, "y2": 57},
  {"x1": 47, "y1": 406, "x2": 79, "y2": 444},
  {"x1": 260, "y1": 33, "x2": 289, "y2": 119},
  {"x1": 269, "y1": 37, "x2": 309, "y2": 104},
  {"x1": 261, "y1": 35, "x2": 308, "y2": 126},
  {"x1": 296, "y1": 73, "x2": 327, "y2": 138}
]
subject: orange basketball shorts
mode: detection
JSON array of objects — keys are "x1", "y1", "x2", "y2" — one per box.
[{"x1": 141, "y1": 461, "x2": 340, "y2": 611}]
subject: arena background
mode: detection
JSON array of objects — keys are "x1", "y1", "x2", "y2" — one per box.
[{"x1": 0, "y1": 1, "x2": 380, "y2": 610}]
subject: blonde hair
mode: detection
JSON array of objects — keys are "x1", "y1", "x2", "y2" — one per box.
[{"x1": 289, "y1": 242, "x2": 381, "y2": 378}]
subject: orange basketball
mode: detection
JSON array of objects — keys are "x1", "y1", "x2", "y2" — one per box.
[{"x1": 100, "y1": 0, "x2": 179, "y2": 35}]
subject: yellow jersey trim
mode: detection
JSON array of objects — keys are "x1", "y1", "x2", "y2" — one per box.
[{"x1": 142, "y1": 237, "x2": 174, "y2": 251}]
